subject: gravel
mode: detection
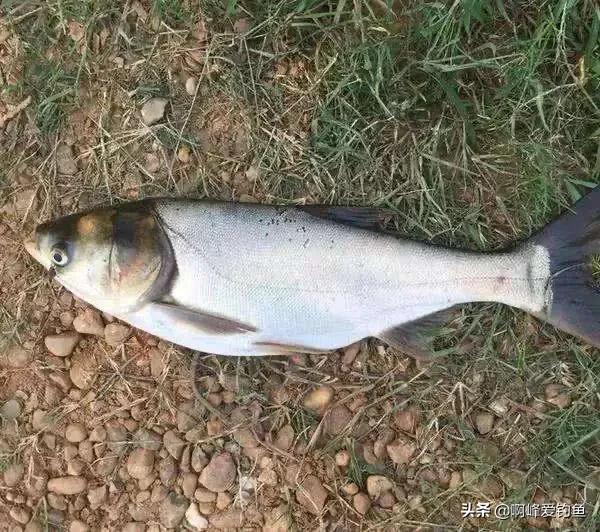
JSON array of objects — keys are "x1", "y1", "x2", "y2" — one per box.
[
  {"x1": 47, "y1": 476, "x2": 88, "y2": 495},
  {"x1": 273, "y1": 424, "x2": 294, "y2": 451},
  {"x1": 386, "y1": 438, "x2": 416, "y2": 464},
  {"x1": 65, "y1": 423, "x2": 87, "y2": 443},
  {"x1": 159, "y1": 491, "x2": 188, "y2": 527},
  {"x1": 163, "y1": 429, "x2": 186, "y2": 459},
  {"x1": 135, "y1": 428, "x2": 162, "y2": 451},
  {"x1": 185, "y1": 503, "x2": 209, "y2": 530},
  {"x1": 127, "y1": 448, "x2": 155, "y2": 479},
  {"x1": 475, "y1": 411, "x2": 495, "y2": 434},
  {"x1": 302, "y1": 385, "x2": 334, "y2": 414},
  {"x1": 185, "y1": 77, "x2": 197, "y2": 96},
  {"x1": 44, "y1": 332, "x2": 80, "y2": 357},
  {"x1": 141, "y1": 98, "x2": 168, "y2": 125},
  {"x1": 104, "y1": 323, "x2": 130, "y2": 346},
  {"x1": 199, "y1": 452, "x2": 236, "y2": 493},
  {"x1": 393, "y1": 407, "x2": 418, "y2": 433},
  {"x1": 296, "y1": 475, "x2": 328, "y2": 515},
  {"x1": 353, "y1": 492, "x2": 371, "y2": 515},
  {"x1": 366, "y1": 475, "x2": 393, "y2": 499},
  {"x1": 4, "y1": 463, "x2": 24, "y2": 487},
  {"x1": 69, "y1": 351, "x2": 97, "y2": 389},
  {"x1": 87, "y1": 485, "x2": 107, "y2": 509},
  {"x1": 182, "y1": 472, "x2": 198, "y2": 499},
  {"x1": 4, "y1": 344, "x2": 32, "y2": 368},
  {"x1": 159, "y1": 455, "x2": 178, "y2": 487},
  {"x1": 73, "y1": 309, "x2": 105, "y2": 336},
  {"x1": 335, "y1": 450, "x2": 350, "y2": 467},
  {"x1": 324, "y1": 404, "x2": 353, "y2": 435}
]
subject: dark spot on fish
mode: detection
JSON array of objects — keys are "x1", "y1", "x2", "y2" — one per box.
[
  {"x1": 498, "y1": 276, "x2": 506, "y2": 284},
  {"x1": 265, "y1": 232, "x2": 269, "y2": 237}
]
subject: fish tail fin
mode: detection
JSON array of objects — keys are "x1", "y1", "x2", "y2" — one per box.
[{"x1": 533, "y1": 186, "x2": 600, "y2": 347}]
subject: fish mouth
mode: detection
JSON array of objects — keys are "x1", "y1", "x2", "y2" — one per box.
[{"x1": 23, "y1": 236, "x2": 51, "y2": 270}]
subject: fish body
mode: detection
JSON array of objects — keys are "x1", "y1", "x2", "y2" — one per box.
[{"x1": 25, "y1": 191, "x2": 600, "y2": 355}]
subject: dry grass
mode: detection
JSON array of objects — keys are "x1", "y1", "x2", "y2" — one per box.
[{"x1": 1, "y1": 0, "x2": 599, "y2": 530}]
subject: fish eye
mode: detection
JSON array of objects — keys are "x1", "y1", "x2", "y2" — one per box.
[{"x1": 50, "y1": 244, "x2": 70, "y2": 267}]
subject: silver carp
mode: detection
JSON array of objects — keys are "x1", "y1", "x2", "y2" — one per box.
[{"x1": 24, "y1": 190, "x2": 600, "y2": 356}]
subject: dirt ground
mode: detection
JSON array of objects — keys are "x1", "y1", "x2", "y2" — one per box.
[{"x1": 1, "y1": 1, "x2": 599, "y2": 531}]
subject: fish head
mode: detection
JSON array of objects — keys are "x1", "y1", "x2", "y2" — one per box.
[{"x1": 24, "y1": 201, "x2": 174, "y2": 313}]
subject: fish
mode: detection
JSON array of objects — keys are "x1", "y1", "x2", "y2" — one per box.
[{"x1": 24, "y1": 188, "x2": 600, "y2": 358}]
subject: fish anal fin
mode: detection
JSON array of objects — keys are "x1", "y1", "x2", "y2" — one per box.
[
  {"x1": 299, "y1": 205, "x2": 392, "y2": 230},
  {"x1": 378, "y1": 308, "x2": 455, "y2": 360},
  {"x1": 149, "y1": 301, "x2": 258, "y2": 335}
]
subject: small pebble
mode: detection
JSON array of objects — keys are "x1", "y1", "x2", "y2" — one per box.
[
  {"x1": 69, "y1": 521, "x2": 90, "y2": 532},
  {"x1": 141, "y1": 97, "x2": 168, "y2": 126},
  {"x1": 65, "y1": 423, "x2": 87, "y2": 443},
  {"x1": 177, "y1": 145, "x2": 191, "y2": 163},
  {"x1": 342, "y1": 482, "x2": 359, "y2": 496},
  {"x1": 9, "y1": 506, "x2": 31, "y2": 524},
  {"x1": 163, "y1": 430, "x2": 186, "y2": 460},
  {"x1": 387, "y1": 438, "x2": 416, "y2": 464},
  {"x1": 185, "y1": 77, "x2": 197, "y2": 96},
  {"x1": 199, "y1": 452, "x2": 236, "y2": 493},
  {"x1": 185, "y1": 502, "x2": 208, "y2": 530},
  {"x1": 44, "y1": 332, "x2": 80, "y2": 357},
  {"x1": 47, "y1": 476, "x2": 87, "y2": 495},
  {"x1": 475, "y1": 412, "x2": 495, "y2": 435},
  {"x1": 335, "y1": 450, "x2": 350, "y2": 467},
  {"x1": 4, "y1": 463, "x2": 25, "y2": 487},
  {"x1": 353, "y1": 492, "x2": 371, "y2": 515},
  {"x1": 1, "y1": 399, "x2": 22, "y2": 420},
  {"x1": 296, "y1": 475, "x2": 328, "y2": 515},
  {"x1": 303, "y1": 385, "x2": 334, "y2": 414},
  {"x1": 73, "y1": 309, "x2": 104, "y2": 336},
  {"x1": 159, "y1": 491, "x2": 188, "y2": 528},
  {"x1": 216, "y1": 491, "x2": 232, "y2": 510},
  {"x1": 366, "y1": 475, "x2": 393, "y2": 499},
  {"x1": 127, "y1": 448, "x2": 155, "y2": 479},
  {"x1": 104, "y1": 323, "x2": 130, "y2": 346}
]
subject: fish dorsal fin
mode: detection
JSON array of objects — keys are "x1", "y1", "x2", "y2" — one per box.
[
  {"x1": 148, "y1": 301, "x2": 258, "y2": 335},
  {"x1": 298, "y1": 205, "x2": 392, "y2": 230},
  {"x1": 378, "y1": 308, "x2": 455, "y2": 360}
]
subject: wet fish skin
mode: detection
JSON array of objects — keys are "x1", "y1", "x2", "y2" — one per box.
[{"x1": 24, "y1": 190, "x2": 600, "y2": 355}]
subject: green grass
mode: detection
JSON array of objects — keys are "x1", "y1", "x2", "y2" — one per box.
[
  {"x1": 23, "y1": 58, "x2": 78, "y2": 134},
  {"x1": 152, "y1": 0, "x2": 191, "y2": 25},
  {"x1": 345, "y1": 438, "x2": 386, "y2": 488},
  {"x1": 587, "y1": 253, "x2": 600, "y2": 285}
]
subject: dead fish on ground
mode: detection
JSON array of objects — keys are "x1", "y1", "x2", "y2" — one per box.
[{"x1": 24, "y1": 188, "x2": 600, "y2": 358}]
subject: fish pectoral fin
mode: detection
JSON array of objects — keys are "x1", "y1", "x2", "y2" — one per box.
[
  {"x1": 148, "y1": 301, "x2": 258, "y2": 335},
  {"x1": 377, "y1": 308, "x2": 455, "y2": 360},
  {"x1": 299, "y1": 205, "x2": 392, "y2": 230}
]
